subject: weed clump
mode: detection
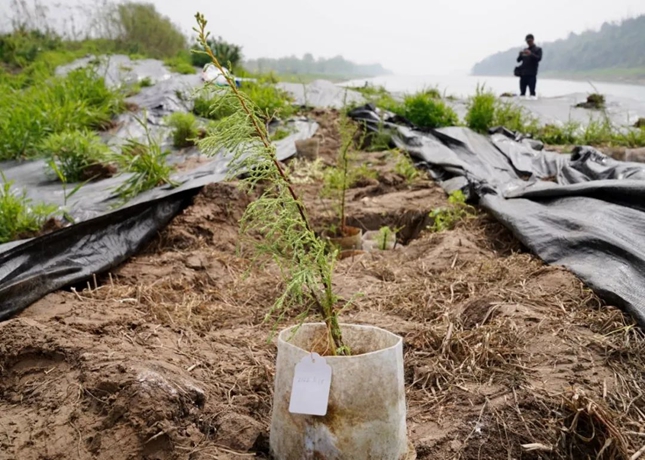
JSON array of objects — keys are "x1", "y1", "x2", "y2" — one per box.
[
  {"x1": 164, "y1": 56, "x2": 195, "y2": 75},
  {"x1": 393, "y1": 150, "x2": 420, "y2": 183},
  {"x1": 576, "y1": 93, "x2": 606, "y2": 109},
  {"x1": 167, "y1": 112, "x2": 199, "y2": 148},
  {"x1": 113, "y1": 116, "x2": 176, "y2": 202},
  {"x1": 0, "y1": 67, "x2": 123, "y2": 160},
  {"x1": 465, "y1": 85, "x2": 497, "y2": 133},
  {"x1": 41, "y1": 130, "x2": 113, "y2": 182},
  {"x1": 429, "y1": 190, "x2": 474, "y2": 232},
  {"x1": 0, "y1": 174, "x2": 57, "y2": 244},
  {"x1": 397, "y1": 91, "x2": 458, "y2": 129}
]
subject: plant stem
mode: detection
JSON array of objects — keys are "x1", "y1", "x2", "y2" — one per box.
[
  {"x1": 195, "y1": 26, "x2": 312, "y2": 234},
  {"x1": 195, "y1": 15, "x2": 346, "y2": 355}
]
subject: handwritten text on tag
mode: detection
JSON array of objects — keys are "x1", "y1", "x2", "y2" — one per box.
[{"x1": 288, "y1": 353, "x2": 332, "y2": 416}]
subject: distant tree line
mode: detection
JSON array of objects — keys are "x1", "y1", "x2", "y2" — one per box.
[
  {"x1": 472, "y1": 15, "x2": 645, "y2": 76},
  {"x1": 244, "y1": 54, "x2": 392, "y2": 77}
]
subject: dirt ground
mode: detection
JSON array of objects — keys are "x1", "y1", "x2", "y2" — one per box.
[{"x1": 1, "y1": 110, "x2": 644, "y2": 460}]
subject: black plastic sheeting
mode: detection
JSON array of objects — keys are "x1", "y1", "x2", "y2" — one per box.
[
  {"x1": 0, "y1": 189, "x2": 197, "y2": 320},
  {"x1": 0, "y1": 54, "x2": 320, "y2": 320},
  {"x1": 350, "y1": 104, "x2": 645, "y2": 326},
  {"x1": 0, "y1": 117, "x2": 316, "y2": 320}
]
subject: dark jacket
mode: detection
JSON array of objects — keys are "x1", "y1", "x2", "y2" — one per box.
[{"x1": 517, "y1": 45, "x2": 543, "y2": 76}]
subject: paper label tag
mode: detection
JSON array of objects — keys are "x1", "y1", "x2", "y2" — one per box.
[{"x1": 288, "y1": 353, "x2": 332, "y2": 416}]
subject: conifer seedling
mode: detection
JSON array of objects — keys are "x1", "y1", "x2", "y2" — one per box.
[{"x1": 193, "y1": 13, "x2": 348, "y2": 355}]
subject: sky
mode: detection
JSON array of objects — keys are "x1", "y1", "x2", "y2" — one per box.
[{"x1": 3, "y1": 0, "x2": 645, "y2": 75}]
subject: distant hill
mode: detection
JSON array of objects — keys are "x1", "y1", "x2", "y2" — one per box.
[
  {"x1": 472, "y1": 15, "x2": 645, "y2": 82},
  {"x1": 244, "y1": 54, "x2": 392, "y2": 79}
]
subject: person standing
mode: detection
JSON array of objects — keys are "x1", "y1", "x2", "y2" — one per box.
[{"x1": 517, "y1": 34, "x2": 543, "y2": 99}]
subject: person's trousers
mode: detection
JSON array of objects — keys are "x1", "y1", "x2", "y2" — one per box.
[{"x1": 520, "y1": 75, "x2": 537, "y2": 96}]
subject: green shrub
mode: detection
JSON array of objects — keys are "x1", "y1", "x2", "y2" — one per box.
[
  {"x1": 167, "y1": 112, "x2": 199, "y2": 148},
  {"x1": 41, "y1": 130, "x2": 112, "y2": 182},
  {"x1": 0, "y1": 174, "x2": 57, "y2": 244},
  {"x1": 0, "y1": 67, "x2": 124, "y2": 160},
  {"x1": 394, "y1": 91, "x2": 458, "y2": 129},
  {"x1": 140, "y1": 77, "x2": 153, "y2": 87},
  {"x1": 164, "y1": 56, "x2": 196, "y2": 75},
  {"x1": 466, "y1": 85, "x2": 497, "y2": 133},
  {"x1": 0, "y1": 28, "x2": 62, "y2": 68},
  {"x1": 271, "y1": 127, "x2": 293, "y2": 142},
  {"x1": 191, "y1": 37, "x2": 243, "y2": 71},
  {"x1": 616, "y1": 126, "x2": 645, "y2": 148}
]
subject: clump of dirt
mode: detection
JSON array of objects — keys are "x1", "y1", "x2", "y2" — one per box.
[
  {"x1": 575, "y1": 93, "x2": 606, "y2": 110},
  {"x1": 3, "y1": 109, "x2": 645, "y2": 460},
  {"x1": 81, "y1": 162, "x2": 118, "y2": 181},
  {"x1": 17, "y1": 216, "x2": 64, "y2": 240}
]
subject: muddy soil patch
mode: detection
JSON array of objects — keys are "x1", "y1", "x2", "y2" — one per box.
[{"x1": 2, "y1": 110, "x2": 645, "y2": 460}]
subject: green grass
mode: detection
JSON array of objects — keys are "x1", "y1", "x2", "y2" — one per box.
[
  {"x1": 164, "y1": 56, "x2": 196, "y2": 75},
  {"x1": 112, "y1": 116, "x2": 176, "y2": 202},
  {"x1": 396, "y1": 91, "x2": 458, "y2": 129},
  {"x1": 429, "y1": 190, "x2": 473, "y2": 232},
  {"x1": 271, "y1": 127, "x2": 294, "y2": 142},
  {"x1": 536, "y1": 122, "x2": 581, "y2": 145},
  {"x1": 0, "y1": 66, "x2": 124, "y2": 160},
  {"x1": 0, "y1": 173, "x2": 57, "y2": 244},
  {"x1": 466, "y1": 85, "x2": 497, "y2": 132},
  {"x1": 167, "y1": 112, "x2": 199, "y2": 148},
  {"x1": 393, "y1": 150, "x2": 420, "y2": 183},
  {"x1": 41, "y1": 130, "x2": 112, "y2": 182}
]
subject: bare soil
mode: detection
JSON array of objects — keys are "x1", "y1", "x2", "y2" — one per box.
[{"x1": 1, "y1": 111, "x2": 644, "y2": 460}]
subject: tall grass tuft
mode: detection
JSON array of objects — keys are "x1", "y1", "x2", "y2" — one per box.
[
  {"x1": 0, "y1": 173, "x2": 57, "y2": 244},
  {"x1": 0, "y1": 66, "x2": 123, "y2": 160},
  {"x1": 466, "y1": 85, "x2": 497, "y2": 133},
  {"x1": 167, "y1": 112, "x2": 199, "y2": 148},
  {"x1": 112, "y1": 115, "x2": 176, "y2": 202},
  {"x1": 41, "y1": 130, "x2": 112, "y2": 182},
  {"x1": 397, "y1": 91, "x2": 459, "y2": 129}
]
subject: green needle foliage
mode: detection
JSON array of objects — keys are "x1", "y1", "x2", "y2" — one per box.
[
  {"x1": 0, "y1": 173, "x2": 57, "y2": 244},
  {"x1": 41, "y1": 130, "x2": 112, "y2": 183},
  {"x1": 322, "y1": 116, "x2": 360, "y2": 233},
  {"x1": 194, "y1": 13, "x2": 348, "y2": 356},
  {"x1": 377, "y1": 226, "x2": 396, "y2": 250}
]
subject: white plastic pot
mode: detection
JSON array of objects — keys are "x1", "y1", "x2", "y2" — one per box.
[{"x1": 270, "y1": 323, "x2": 413, "y2": 460}]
